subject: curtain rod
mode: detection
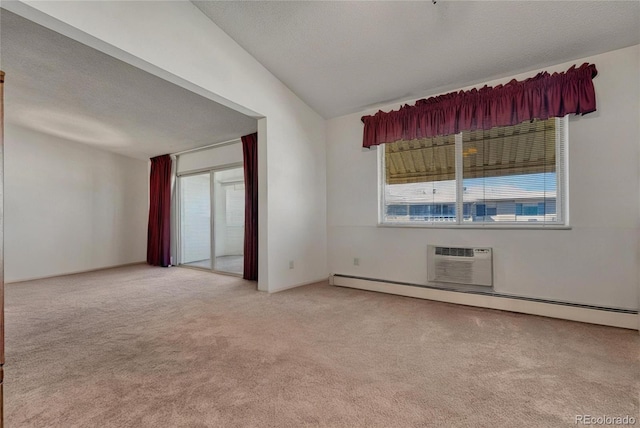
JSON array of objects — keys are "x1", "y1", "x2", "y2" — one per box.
[{"x1": 171, "y1": 137, "x2": 241, "y2": 157}]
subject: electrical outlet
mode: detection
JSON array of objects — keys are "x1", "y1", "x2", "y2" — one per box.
[
  {"x1": 354, "y1": 258, "x2": 360, "y2": 266},
  {"x1": 289, "y1": 260, "x2": 294, "y2": 269}
]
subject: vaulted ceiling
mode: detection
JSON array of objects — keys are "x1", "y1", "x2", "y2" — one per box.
[{"x1": 194, "y1": 1, "x2": 640, "y2": 119}]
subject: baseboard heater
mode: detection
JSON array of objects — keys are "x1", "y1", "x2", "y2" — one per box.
[{"x1": 331, "y1": 274, "x2": 638, "y2": 330}]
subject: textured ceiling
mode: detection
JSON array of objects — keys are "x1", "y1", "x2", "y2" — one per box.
[
  {"x1": 194, "y1": 0, "x2": 640, "y2": 119},
  {"x1": 0, "y1": 9, "x2": 257, "y2": 160}
]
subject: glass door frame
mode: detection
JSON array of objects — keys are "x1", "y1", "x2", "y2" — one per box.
[{"x1": 176, "y1": 162, "x2": 244, "y2": 277}]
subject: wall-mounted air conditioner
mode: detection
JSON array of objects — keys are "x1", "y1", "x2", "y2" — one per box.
[{"x1": 427, "y1": 245, "x2": 493, "y2": 287}]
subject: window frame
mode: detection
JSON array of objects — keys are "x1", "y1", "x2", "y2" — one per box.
[{"x1": 378, "y1": 116, "x2": 570, "y2": 229}]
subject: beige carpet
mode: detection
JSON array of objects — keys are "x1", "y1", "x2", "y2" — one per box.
[{"x1": 5, "y1": 265, "x2": 639, "y2": 427}]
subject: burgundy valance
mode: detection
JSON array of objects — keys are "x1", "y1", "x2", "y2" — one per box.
[{"x1": 361, "y1": 63, "x2": 597, "y2": 148}]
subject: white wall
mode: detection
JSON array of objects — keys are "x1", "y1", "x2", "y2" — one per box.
[
  {"x1": 177, "y1": 142, "x2": 243, "y2": 174},
  {"x1": 327, "y1": 45, "x2": 640, "y2": 310},
  {"x1": 6, "y1": 1, "x2": 328, "y2": 292},
  {"x1": 4, "y1": 125, "x2": 148, "y2": 282}
]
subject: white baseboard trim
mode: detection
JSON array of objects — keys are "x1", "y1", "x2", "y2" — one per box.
[
  {"x1": 6, "y1": 261, "x2": 147, "y2": 284},
  {"x1": 269, "y1": 277, "x2": 329, "y2": 294},
  {"x1": 333, "y1": 275, "x2": 638, "y2": 331}
]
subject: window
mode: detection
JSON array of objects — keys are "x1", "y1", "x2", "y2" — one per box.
[{"x1": 380, "y1": 117, "x2": 567, "y2": 226}]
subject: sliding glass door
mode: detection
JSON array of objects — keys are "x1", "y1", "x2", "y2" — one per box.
[
  {"x1": 179, "y1": 166, "x2": 245, "y2": 276},
  {"x1": 180, "y1": 172, "x2": 212, "y2": 270},
  {"x1": 212, "y1": 168, "x2": 245, "y2": 275}
]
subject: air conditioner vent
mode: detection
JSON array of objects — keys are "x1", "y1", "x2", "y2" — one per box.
[
  {"x1": 435, "y1": 247, "x2": 475, "y2": 257},
  {"x1": 428, "y1": 245, "x2": 493, "y2": 287}
]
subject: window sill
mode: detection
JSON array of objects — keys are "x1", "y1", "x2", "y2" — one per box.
[{"x1": 378, "y1": 222, "x2": 572, "y2": 230}]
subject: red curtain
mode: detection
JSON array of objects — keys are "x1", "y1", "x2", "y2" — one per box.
[
  {"x1": 361, "y1": 63, "x2": 598, "y2": 148},
  {"x1": 147, "y1": 154, "x2": 172, "y2": 267},
  {"x1": 242, "y1": 133, "x2": 258, "y2": 281}
]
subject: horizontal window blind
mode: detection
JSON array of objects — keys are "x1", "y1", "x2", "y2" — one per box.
[
  {"x1": 385, "y1": 134, "x2": 456, "y2": 184},
  {"x1": 462, "y1": 119, "x2": 556, "y2": 179},
  {"x1": 461, "y1": 118, "x2": 560, "y2": 224},
  {"x1": 381, "y1": 117, "x2": 566, "y2": 226}
]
